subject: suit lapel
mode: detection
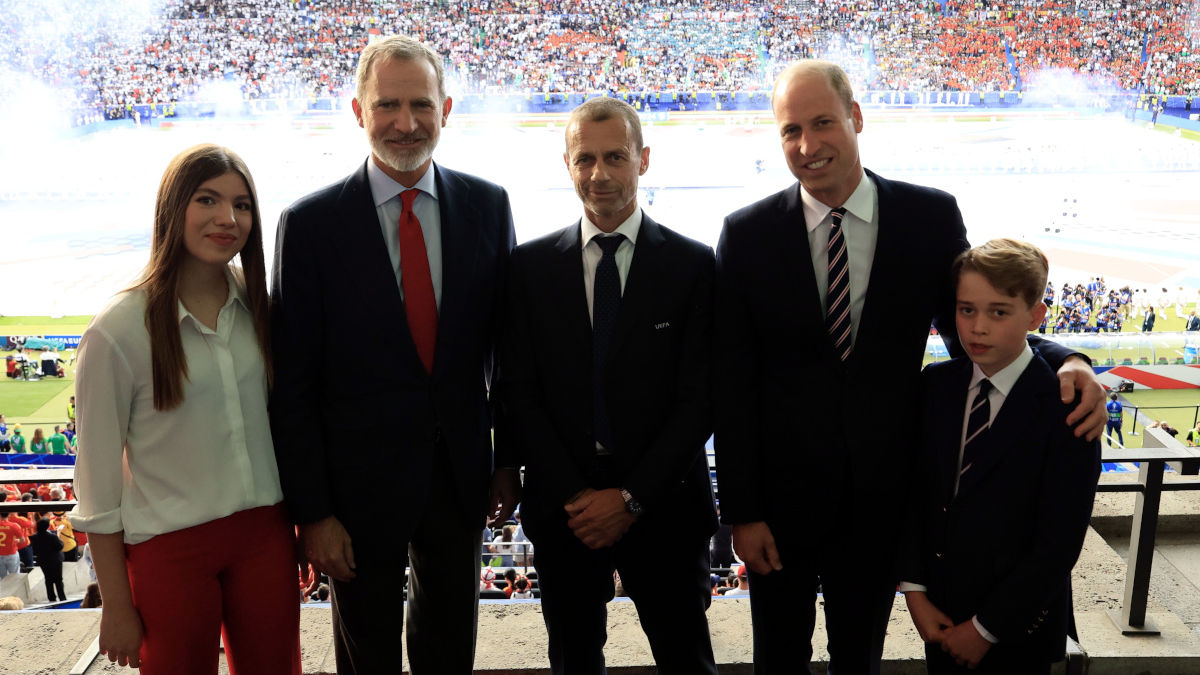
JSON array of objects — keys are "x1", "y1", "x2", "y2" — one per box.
[
  {"x1": 434, "y1": 164, "x2": 482, "y2": 381},
  {"x1": 337, "y1": 163, "x2": 412, "y2": 353},
  {"x1": 937, "y1": 361, "x2": 973, "y2": 505},
  {"x1": 778, "y1": 185, "x2": 824, "y2": 326},
  {"x1": 955, "y1": 356, "x2": 1053, "y2": 498},
  {"x1": 855, "y1": 169, "x2": 899, "y2": 355},
  {"x1": 552, "y1": 223, "x2": 594, "y2": 352}
]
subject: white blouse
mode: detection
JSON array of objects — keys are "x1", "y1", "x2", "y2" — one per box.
[{"x1": 71, "y1": 270, "x2": 283, "y2": 544}]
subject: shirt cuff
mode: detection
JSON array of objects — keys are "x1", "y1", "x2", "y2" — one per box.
[
  {"x1": 67, "y1": 506, "x2": 123, "y2": 536},
  {"x1": 972, "y1": 616, "x2": 999, "y2": 644},
  {"x1": 898, "y1": 582, "x2": 927, "y2": 593}
]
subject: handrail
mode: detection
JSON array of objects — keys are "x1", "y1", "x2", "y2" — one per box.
[{"x1": 1097, "y1": 431, "x2": 1200, "y2": 634}]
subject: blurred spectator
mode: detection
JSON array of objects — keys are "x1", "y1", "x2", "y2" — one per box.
[
  {"x1": 490, "y1": 524, "x2": 517, "y2": 567},
  {"x1": 29, "y1": 428, "x2": 47, "y2": 454},
  {"x1": 510, "y1": 576, "x2": 534, "y2": 599},
  {"x1": 0, "y1": 597, "x2": 25, "y2": 611},
  {"x1": 724, "y1": 564, "x2": 750, "y2": 597},
  {"x1": 0, "y1": 513, "x2": 27, "y2": 579},
  {"x1": 81, "y1": 582, "x2": 104, "y2": 608},
  {"x1": 48, "y1": 426, "x2": 71, "y2": 455},
  {"x1": 7, "y1": 426, "x2": 24, "y2": 453},
  {"x1": 30, "y1": 518, "x2": 66, "y2": 602}
]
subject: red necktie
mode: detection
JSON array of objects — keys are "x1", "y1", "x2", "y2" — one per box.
[{"x1": 399, "y1": 189, "x2": 437, "y2": 374}]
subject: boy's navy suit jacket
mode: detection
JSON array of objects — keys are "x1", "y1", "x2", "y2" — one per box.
[{"x1": 902, "y1": 350, "x2": 1100, "y2": 663}]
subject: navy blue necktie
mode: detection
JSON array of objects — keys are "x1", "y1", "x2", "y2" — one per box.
[
  {"x1": 826, "y1": 207, "x2": 852, "y2": 361},
  {"x1": 960, "y1": 378, "x2": 993, "y2": 479},
  {"x1": 593, "y1": 234, "x2": 625, "y2": 450}
]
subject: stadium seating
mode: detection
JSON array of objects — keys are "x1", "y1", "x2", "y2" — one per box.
[{"x1": 1, "y1": 0, "x2": 1195, "y2": 124}]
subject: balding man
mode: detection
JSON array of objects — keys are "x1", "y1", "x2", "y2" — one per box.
[
  {"x1": 713, "y1": 60, "x2": 1106, "y2": 673},
  {"x1": 501, "y1": 97, "x2": 718, "y2": 674}
]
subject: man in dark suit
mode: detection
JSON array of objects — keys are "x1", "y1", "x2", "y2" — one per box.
[
  {"x1": 713, "y1": 60, "x2": 1107, "y2": 673},
  {"x1": 270, "y1": 36, "x2": 517, "y2": 674},
  {"x1": 500, "y1": 97, "x2": 718, "y2": 674}
]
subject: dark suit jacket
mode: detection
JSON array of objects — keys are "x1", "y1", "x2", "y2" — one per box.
[
  {"x1": 500, "y1": 214, "x2": 718, "y2": 540},
  {"x1": 901, "y1": 353, "x2": 1100, "y2": 663},
  {"x1": 713, "y1": 170, "x2": 1079, "y2": 556},
  {"x1": 270, "y1": 161, "x2": 515, "y2": 538}
]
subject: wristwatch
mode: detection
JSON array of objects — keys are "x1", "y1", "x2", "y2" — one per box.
[{"x1": 619, "y1": 488, "x2": 644, "y2": 517}]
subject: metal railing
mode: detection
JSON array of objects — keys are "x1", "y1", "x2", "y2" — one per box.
[{"x1": 1097, "y1": 427, "x2": 1200, "y2": 634}]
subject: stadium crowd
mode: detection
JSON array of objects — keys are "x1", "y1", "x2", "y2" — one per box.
[
  {"x1": 1, "y1": 0, "x2": 1196, "y2": 120},
  {"x1": 1042, "y1": 279, "x2": 1200, "y2": 335}
]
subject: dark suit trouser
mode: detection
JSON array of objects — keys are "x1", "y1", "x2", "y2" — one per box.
[
  {"x1": 532, "y1": 514, "x2": 717, "y2": 675},
  {"x1": 331, "y1": 453, "x2": 480, "y2": 675},
  {"x1": 748, "y1": 524, "x2": 896, "y2": 675}
]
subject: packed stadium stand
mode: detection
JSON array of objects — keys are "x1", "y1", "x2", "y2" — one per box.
[{"x1": 1, "y1": 0, "x2": 1197, "y2": 124}]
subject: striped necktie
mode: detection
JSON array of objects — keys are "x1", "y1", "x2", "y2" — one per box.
[
  {"x1": 825, "y1": 207, "x2": 852, "y2": 361},
  {"x1": 961, "y1": 378, "x2": 993, "y2": 478}
]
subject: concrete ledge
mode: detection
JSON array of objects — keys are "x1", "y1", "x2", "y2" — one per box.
[{"x1": 3, "y1": 525, "x2": 1200, "y2": 673}]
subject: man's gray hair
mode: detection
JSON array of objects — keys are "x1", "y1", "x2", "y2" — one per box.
[{"x1": 356, "y1": 35, "x2": 446, "y2": 102}]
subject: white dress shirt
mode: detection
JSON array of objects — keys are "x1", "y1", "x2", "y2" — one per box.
[
  {"x1": 581, "y1": 208, "x2": 642, "y2": 324},
  {"x1": 801, "y1": 172, "x2": 878, "y2": 346},
  {"x1": 900, "y1": 343, "x2": 1036, "y2": 644},
  {"x1": 71, "y1": 269, "x2": 283, "y2": 544},
  {"x1": 366, "y1": 158, "x2": 444, "y2": 310}
]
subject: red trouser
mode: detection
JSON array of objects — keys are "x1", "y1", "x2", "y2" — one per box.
[{"x1": 125, "y1": 503, "x2": 300, "y2": 675}]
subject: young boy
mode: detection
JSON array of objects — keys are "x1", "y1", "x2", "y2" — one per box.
[{"x1": 901, "y1": 239, "x2": 1101, "y2": 674}]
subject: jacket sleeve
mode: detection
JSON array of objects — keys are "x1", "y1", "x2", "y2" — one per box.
[
  {"x1": 269, "y1": 204, "x2": 334, "y2": 525},
  {"x1": 712, "y1": 213, "x2": 768, "y2": 524},
  {"x1": 497, "y1": 246, "x2": 589, "y2": 506}
]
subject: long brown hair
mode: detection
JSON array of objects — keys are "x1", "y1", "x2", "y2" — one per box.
[{"x1": 136, "y1": 144, "x2": 272, "y2": 410}]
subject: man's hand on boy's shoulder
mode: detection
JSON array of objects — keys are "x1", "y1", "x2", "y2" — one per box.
[
  {"x1": 905, "y1": 591, "x2": 952, "y2": 644},
  {"x1": 1057, "y1": 356, "x2": 1106, "y2": 441},
  {"x1": 941, "y1": 620, "x2": 992, "y2": 668}
]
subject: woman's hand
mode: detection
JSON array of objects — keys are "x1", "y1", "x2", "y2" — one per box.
[{"x1": 99, "y1": 602, "x2": 145, "y2": 668}]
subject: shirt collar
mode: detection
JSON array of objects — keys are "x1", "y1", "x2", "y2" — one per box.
[
  {"x1": 800, "y1": 171, "x2": 875, "y2": 233},
  {"x1": 366, "y1": 158, "x2": 439, "y2": 207},
  {"x1": 969, "y1": 341, "x2": 1034, "y2": 398},
  {"x1": 580, "y1": 207, "x2": 643, "y2": 249},
  {"x1": 176, "y1": 267, "x2": 248, "y2": 326}
]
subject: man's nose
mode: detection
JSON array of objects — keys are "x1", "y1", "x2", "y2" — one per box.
[
  {"x1": 590, "y1": 160, "x2": 611, "y2": 182},
  {"x1": 798, "y1": 130, "x2": 816, "y2": 157},
  {"x1": 393, "y1": 107, "x2": 418, "y2": 134}
]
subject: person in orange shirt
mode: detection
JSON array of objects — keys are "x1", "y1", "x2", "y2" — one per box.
[
  {"x1": 0, "y1": 513, "x2": 28, "y2": 579},
  {"x1": 7, "y1": 511, "x2": 35, "y2": 569}
]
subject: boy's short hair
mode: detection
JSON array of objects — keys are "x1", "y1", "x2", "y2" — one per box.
[{"x1": 952, "y1": 238, "x2": 1049, "y2": 309}]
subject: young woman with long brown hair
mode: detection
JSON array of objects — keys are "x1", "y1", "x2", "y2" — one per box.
[{"x1": 72, "y1": 144, "x2": 300, "y2": 674}]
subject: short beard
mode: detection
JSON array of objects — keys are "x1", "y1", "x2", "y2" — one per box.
[{"x1": 371, "y1": 136, "x2": 437, "y2": 174}]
